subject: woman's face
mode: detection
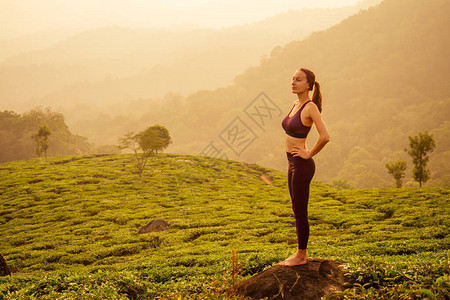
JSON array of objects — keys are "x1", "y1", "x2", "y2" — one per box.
[{"x1": 291, "y1": 70, "x2": 310, "y2": 94}]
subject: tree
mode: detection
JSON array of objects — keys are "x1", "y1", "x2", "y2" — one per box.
[
  {"x1": 118, "y1": 125, "x2": 171, "y2": 178},
  {"x1": 406, "y1": 131, "x2": 436, "y2": 187},
  {"x1": 138, "y1": 124, "x2": 171, "y2": 154},
  {"x1": 32, "y1": 124, "x2": 51, "y2": 158},
  {"x1": 385, "y1": 160, "x2": 407, "y2": 188}
]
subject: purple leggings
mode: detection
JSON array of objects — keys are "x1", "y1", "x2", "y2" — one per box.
[{"x1": 286, "y1": 152, "x2": 315, "y2": 249}]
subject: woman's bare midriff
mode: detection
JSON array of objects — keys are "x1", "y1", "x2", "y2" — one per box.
[{"x1": 285, "y1": 134, "x2": 308, "y2": 153}]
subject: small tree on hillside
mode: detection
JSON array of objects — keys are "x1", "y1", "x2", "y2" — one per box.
[
  {"x1": 138, "y1": 124, "x2": 172, "y2": 154},
  {"x1": 31, "y1": 124, "x2": 51, "y2": 158},
  {"x1": 385, "y1": 160, "x2": 407, "y2": 188},
  {"x1": 406, "y1": 131, "x2": 435, "y2": 187},
  {"x1": 118, "y1": 125, "x2": 171, "y2": 178}
]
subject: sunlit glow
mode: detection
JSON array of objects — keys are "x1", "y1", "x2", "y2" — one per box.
[{"x1": 1, "y1": 0, "x2": 366, "y2": 38}]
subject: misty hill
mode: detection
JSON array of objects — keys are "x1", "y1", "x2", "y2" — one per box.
[
  {"x1": 0, "y1": 0, "x2": 380, "y2": 110},
  {"x1": 0, "y1": 153, "x2": 448, "y2": 298},
  {"x1": 0, "y1": 28, "x2": 81, "y2": 62}
]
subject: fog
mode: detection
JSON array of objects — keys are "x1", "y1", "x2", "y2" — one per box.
[
  {"x1": 0, "y1": 0, "x2": 381, "y2": 113},
  {"x1": 1, "y1": 0, "x2": 365, "y2": 39}
]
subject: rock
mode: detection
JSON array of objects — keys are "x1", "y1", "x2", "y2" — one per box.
[
  {"x1": 0, "y1": 253, "x2": 11, "y2": 276},
  {"x1": 138, "y1": 218, "x2": 169, "y2": 234},
  {"x1": 236, "y1": 258, "x2": 344, "y2": 300}
]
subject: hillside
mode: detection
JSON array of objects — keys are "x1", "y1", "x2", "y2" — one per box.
[
  {"x1": 0, "y1": 0, "x2": 380, "y2": 111},
  {"x1": 0, "y1": 154, "x2": 448, "y2": 298},
  {"x1": 0, "y1": 28, "x2": 80, "y2": 62}
]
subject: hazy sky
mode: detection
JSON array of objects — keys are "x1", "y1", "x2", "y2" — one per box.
[{"x1": 1, "y1": 0, "x2": 367, "y2": 39}]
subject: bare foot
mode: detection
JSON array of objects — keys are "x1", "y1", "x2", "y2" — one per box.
[{"x1": 278, "y1": 249, "x2": 308, "y2": 266}]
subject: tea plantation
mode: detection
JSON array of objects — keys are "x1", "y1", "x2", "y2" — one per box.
[{"x1": 0, "y1": 154, "x2": 448, "y2": 299}]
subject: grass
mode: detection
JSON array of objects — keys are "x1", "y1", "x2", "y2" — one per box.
[{"x1": 0, "y1": 153, "x2": 449, "y2": 299}]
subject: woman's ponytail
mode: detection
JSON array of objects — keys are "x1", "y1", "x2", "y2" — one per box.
[
  {"x1": 312, "y1": 81, "x2": 322, "y2": 113},
  {"x1": 299, "y1": 67, "x2": 323, "y2": 113}
]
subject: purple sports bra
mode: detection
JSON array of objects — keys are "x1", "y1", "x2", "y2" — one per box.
[{"x1": 281, "y1": 100, "x2": 312, "y2": 139}]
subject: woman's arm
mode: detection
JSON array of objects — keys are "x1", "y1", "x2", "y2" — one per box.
[{"x1": 293, "y1": 103, "x2": 330, "y2": 159}]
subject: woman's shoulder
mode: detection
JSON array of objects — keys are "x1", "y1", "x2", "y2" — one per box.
[
  {"x1": 304, "y1": 101, "x2": 320, "y2": 114},
  {"x1": 306, "y1": 101, "x2": 318, "y2": 109},
  {"x1": 305, "y1": 101, "x2": 322, "y2": 118}
]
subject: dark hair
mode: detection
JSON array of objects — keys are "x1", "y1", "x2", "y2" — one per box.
[{"x1": 299, "y1": 68, "x2": 322, "y2": 112}]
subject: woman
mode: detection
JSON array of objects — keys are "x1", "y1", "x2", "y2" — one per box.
[{"x1": 279, "y1": 68, "x2": 330, "y2": 266}]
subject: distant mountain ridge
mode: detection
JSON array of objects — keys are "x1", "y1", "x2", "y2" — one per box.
[{"x1": 0, "y1": 0, "x2": 380, "y2": 111}]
